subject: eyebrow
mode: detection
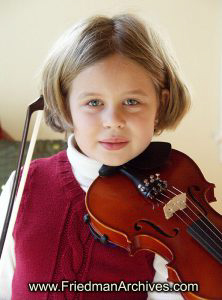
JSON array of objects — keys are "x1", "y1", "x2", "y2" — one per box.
[{"x1": 77, "y1": 89, "x2": 148, "y2": 99}]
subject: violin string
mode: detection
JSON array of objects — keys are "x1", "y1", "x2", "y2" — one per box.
[
  {"x1": 172, "y1": 186, "x2": 222, "y2": 241},
  {"x1": 154, "y1": 193, "x2": 222, "y2": 255},
  {"x1": 163, "y1": 188, "x2": 222, "y2": 246},
  {"x1": 159, "y1": 191, "x2": 197, "y2": 226},
  {"x1": 148, "y1": 195, "x2": 191, "y2": 229},
  {"x1": 159, "y1": 188, "x2": 222, "y2": 247},
  {"x1": 149, "y1": 190, "x2": 196, "y2": 228},
  {"x1": 154, "y1": 196, "x2": 189, "y2": 227},
  {"x1": 143, "y1": 175, "x2": 222, "y2": 250},
  {"x1": 144, "y1": 194, "x2": 202, "y2": 244},
  {"x1": 168, "y1": 186, "x2": 222, "y2": 244},
  {"x1": 165, "y1": 188, "x2": 209, "y2": 224},
  {"x1": 162, "y1": 189, "x2": 202, "y2": 224}
]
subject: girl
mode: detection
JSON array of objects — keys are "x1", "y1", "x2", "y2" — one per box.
[{"x1": 0, "y1": 14, "x2": 190, "y2": 299}]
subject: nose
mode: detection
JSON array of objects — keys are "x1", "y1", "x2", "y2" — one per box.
[{"x1": 102, "y1": 107, "x2": 125, "y2": 129}]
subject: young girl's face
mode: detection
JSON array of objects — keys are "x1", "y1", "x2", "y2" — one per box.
[{"x1": 69, "y1": 53, "x2": 159, "y2": 166}]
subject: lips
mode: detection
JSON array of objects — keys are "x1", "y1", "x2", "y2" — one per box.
[
  {"x1": 100, "y1": 137, "x2": 129, "y2": 143},
  {"x1": 99, "y1": 137, "x2": 129, "y2": 150}
]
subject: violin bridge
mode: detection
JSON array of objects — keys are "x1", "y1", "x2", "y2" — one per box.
[{"x1": 163, "y1": 193, "x2": 186, "y2": 219}]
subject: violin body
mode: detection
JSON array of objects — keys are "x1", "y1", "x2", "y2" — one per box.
[{"x1": 85, "y1": 148, "x2": 222, "y2": 300}]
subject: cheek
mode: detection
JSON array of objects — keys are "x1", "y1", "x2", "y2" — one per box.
[
  {"x1": 130, "y1": 112, "x2": 155, "y2": 134},
  {"x1": 72, "y1": 112, "x2": 98, "y2": 132}
]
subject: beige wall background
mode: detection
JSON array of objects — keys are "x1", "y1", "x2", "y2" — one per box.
[{"x1": 0, "y1": 0, "x2": 221, "y2": 212}]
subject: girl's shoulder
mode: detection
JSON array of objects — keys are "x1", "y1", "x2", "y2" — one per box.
[{"x1": 28, "y1": 149, "x2": 69, "y2": 176}]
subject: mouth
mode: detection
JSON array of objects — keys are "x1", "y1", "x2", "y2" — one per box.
[
  {"x1": 99, "y1": 142, "x2": 129, "y2": 150},
  {"x1": 99, "y1": 137, "x2": 129, "y2": 150}
]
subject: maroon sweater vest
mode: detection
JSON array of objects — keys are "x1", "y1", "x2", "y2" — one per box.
[{"x1": 12, "y1": 150, "x2": 155, "y2": 299}]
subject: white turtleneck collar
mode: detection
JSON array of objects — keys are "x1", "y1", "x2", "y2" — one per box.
[{"x1": 66, "y1": 134, "x2": 102, "y2": 192}]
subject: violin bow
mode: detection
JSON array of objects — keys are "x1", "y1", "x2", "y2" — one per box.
[{"x1": 0, "y1": 96, "x2": 44, "y2": 258}]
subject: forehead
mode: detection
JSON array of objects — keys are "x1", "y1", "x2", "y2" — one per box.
[{"x1": 69, "y1": 54, "x2": 156, "y2": 98}]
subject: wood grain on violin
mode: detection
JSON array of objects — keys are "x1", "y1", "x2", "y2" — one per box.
[{"x1": 85, "y1": 143, "x2": 222, "y2": 300}]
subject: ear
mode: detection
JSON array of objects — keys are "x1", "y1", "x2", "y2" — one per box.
[
  {"x1": 161, "y1": 88, "x2": 170, "y2": 104},
  {"x1": 158, "y1": 88, "x2": 170, "y2": 113},
  {"x1": 155, "y1": 89, "x2": 170, "y2": 126}
]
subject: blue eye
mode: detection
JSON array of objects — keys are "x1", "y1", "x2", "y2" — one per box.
[
  {"x1": 88, "y1": 99, "x2": 102, "y2": 107},
  {"x1": 124, "y1": 98, "x2": 139, "y2": 105}
]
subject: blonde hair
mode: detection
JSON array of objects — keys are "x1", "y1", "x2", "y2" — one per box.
[{"x1": 40, "y1": 14, "x2": 190, "y2": 134}]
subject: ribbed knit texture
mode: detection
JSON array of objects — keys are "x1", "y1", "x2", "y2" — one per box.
[{"x1": 12, "y1": 151, "x2": 155, "y2": 299}]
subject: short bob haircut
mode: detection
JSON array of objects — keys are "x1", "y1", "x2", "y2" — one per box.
[{"x1": 40, "y1": 14, "x2": 190, "y2": 135}]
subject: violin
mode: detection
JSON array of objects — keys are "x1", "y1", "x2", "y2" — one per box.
[{"x1": 85, "y1": 142, "x2": 222, "y2": 300}]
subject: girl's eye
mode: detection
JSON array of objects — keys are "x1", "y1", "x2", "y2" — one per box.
[
  {"x1": 87, "y1": 99, "x2": 103, "y2": 107},
  {"x1": 124, "y1": 98, "x2": 139, "y2": 106}
]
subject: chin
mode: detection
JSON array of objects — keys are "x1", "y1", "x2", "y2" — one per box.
[
  {"x1": 100, "y1": 155, "x2": 132, "y2": 167},
  {"x1": 103, "y1": 161, "x2": 124, "y2": 167}
]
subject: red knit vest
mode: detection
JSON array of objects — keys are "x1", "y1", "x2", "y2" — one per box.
[{"x1": 12, "y1": 150, "x2": 155, "y2": 299}]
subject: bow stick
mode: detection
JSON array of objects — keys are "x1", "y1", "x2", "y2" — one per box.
[{"x1": 0, "y1": 96, "x2": 44, "y2": 258}]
